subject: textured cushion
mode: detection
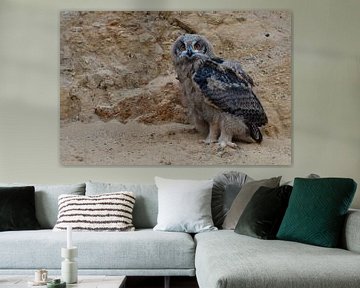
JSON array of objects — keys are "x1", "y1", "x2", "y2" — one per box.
[
  {"x1": 153, "y1": 177, "x2": 216, "y2": 233},
  {"x1": 222, "y1": 176, "x2": 281, "y2": 229},
  {"x1": 53, "y1": 192, "x2": 135, "y2": 231},
  {"x1": 212, "y1": 171, "x2": 251, "y2": 228},
  {"x1": 277, "y1": 178, "x2": 357, "y2": 248},
  {"x1": 0, "y1": 183, "x2": 86, "y2": 228},
  {"x1": 86, "y1": 182, "x2": 157, "y2": 229},
  {"x1": 0, "y1": 186, "x2": 40, "y2": 231},
  {"x1": 235, "y1": 185, "x2": 292, "y2": 239}
]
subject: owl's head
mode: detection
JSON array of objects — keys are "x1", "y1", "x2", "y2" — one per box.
[{"x1": 171, "y1": 34, "x2": 215, "y2": 64}]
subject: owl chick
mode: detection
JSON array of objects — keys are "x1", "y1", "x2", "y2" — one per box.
[{"x1": 171, "y1": 34, "x2": 268, "y2": 148}]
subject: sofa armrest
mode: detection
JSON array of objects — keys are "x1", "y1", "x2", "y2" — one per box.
[{"x1": 342, "y1": 209, "x2": 360, "y2": 253}]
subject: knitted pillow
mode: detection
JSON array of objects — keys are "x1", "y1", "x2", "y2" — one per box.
[
  {"x1": 277, "y1": 178, "x2": 357, "y2": 247},
  {"x1": 53, "y1": 192, "x2": 136, "y2": 231}
]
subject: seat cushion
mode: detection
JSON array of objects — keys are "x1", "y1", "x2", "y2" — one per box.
[
  {"x1": 195, "y1": 230, "x2": 360, "y2": 288},
  {"x1": 0, "y1": 229, "x2": 195, "y2": 271}
]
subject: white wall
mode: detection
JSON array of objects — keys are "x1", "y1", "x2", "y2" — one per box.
[{"x1": 0, "y1": 0, "x2": 359, "y2": 208}]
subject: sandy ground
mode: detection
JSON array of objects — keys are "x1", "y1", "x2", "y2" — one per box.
[{"x1": 60, "y1": 120, "x2": 291, "y2": 166}]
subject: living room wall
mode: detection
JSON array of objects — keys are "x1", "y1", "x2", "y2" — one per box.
[{"x1": 0, "y1": 0, "x2": 359, "y2": 208}]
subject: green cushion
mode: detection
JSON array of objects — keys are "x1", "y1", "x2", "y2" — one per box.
[
  {"x1": 277, "y1": 178, "x2": 357, "y2": 247},
  {"x1": 235, "y1": 185, "x2": 292, "y2": 239},
  {"x1": 0, "y1": 186, "x2": 41, "y2": 231}
]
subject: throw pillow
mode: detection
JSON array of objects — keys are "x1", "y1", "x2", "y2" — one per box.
[
  {"x1": 234, "y1": 185, "x2": 293, "y2": 239},
  {"x1": 0, "y1": 186, "x2": 41, "y2": 231},
  {"x1": 222, "y1": 176, "x2": 281, "y2": 230},
  {"x1": 283, "y1": 173, "x2": 320, "y2": 186},
  {"x1": 212, "y1": 171, "x2": 251, "y2": 228},
  {"x1": 277, "y1": 178, "x2": 357, "y2": 248},
  {"x1": 0, "y1": 183, "x2": 86, "y2": 228},
  {"x1": 53, "y1": 192, "x2": 136, "y2": 231},
  {"x1": 86, "y1": 181, "x2": 158, "y2": 229},
  {"x1": 153, "y1": 177, "x2": 217, "y2": 233}
]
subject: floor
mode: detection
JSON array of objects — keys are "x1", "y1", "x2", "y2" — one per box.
[{"x1": 126, "y1": 276, "x2": 199, "y2": 288}]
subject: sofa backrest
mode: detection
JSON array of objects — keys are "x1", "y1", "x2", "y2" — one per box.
[{"x1": 86, "y1": 181, "x2": 158, "y2": 229}]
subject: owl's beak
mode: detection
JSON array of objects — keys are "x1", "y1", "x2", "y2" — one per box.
[{"x1": 186, "y1": 47, "x2": 194, "y2": 58}]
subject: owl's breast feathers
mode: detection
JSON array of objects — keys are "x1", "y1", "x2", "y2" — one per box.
[{"x1": 192, "y1": 59, "x2": 268, "y2": 128}]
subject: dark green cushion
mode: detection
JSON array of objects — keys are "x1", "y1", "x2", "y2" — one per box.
[
  {"x1": 277, "y1": 178, "x2": 357, "y2": 247},
  {"x1": 235, "y1": 185, "x2": 292, "y2": 239},
  {"x1": 0, "y1": 186, "x2": 41, "y2": 231}
]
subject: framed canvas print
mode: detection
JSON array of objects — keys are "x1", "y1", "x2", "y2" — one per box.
[{"x1": 60, "y1": 11, "x2": 292, "y2": 166}]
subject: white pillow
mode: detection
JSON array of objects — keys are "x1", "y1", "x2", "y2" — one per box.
[
  {"x1": 53, "y1": 192, "x2": 135, "y2": 232},
  {"x1": 153, "y1": 177, "x2": 217, "y2": 233}
]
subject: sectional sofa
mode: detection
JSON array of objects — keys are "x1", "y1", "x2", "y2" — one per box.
[{"x1": 0, "y1": 175, "x2": 359, "y2": 288}]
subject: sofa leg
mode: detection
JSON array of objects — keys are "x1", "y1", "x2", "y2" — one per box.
[{"x1": 164, "y1": 276, "x2": 170, "y2": 288}]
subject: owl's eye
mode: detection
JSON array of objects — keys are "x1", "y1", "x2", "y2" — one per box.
[
  {"x1": 194, "y1": 41, "x2": 202, "y2": 51},
  {"x1": 177, "y1": 42, "x2": 186, "y2": 52}
]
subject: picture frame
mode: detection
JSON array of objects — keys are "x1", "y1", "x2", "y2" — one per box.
[{"x1": 60, "y1": 10, "x2": 292, "y2": 166}]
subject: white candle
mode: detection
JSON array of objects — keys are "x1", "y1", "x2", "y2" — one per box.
[{"x1": 67, "y1": 225, "x2": 72, "y2": 249}]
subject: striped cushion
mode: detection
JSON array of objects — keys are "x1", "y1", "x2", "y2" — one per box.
[{"x1": 53, "y1": 192, "x2": 136, "y2": 232}]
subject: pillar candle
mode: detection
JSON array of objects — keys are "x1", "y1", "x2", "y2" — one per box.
[{"x1": 67, "y1": 225, "x2": 72, "y2": 248}]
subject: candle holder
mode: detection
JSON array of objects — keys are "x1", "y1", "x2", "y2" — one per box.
[{"x1": 61, "y1": 247, "x2": 78, "y2": 284}]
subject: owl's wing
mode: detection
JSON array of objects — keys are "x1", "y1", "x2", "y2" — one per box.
[
  {"x1": 193, "y1": 60, "x2": 267, "y2": 127},
  {"x1": 211, "y1": 57, "x2": 255, "y2": 86},
  {"x1": 221, "y1": 59, "x2": 255, "y2": 87}
]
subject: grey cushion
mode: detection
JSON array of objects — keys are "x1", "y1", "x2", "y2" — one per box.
[
  {"x1": 212, "y1": 171, "x2": 251, "y2": 228},
  {"x1": 341, "y1": 209, "x2": 360, "y2": 253},
  {"x1": 283, "y1": 173, "x2": 320, "y2": 186},
  {"x1": 195, "y1": 230, "x2": 360, "y2": 288},
  {"x1": 0, "y1": 183, "x2": 85, "y2": 228},
  {"x1": 153, "y1": 177, "x2": 216, "y2": 233},
  {"x1": 85, "y1": 181, "x2": 158, "y2": 229},
  {"x1": 0, "y1": 229, "x2": 195, "y2": 272},
  {"x1": 222, "y1": 177, "x2": 281, "y2": 229}
]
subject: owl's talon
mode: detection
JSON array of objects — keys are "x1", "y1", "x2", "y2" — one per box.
[
  {"x1": 200, "y1": 139, "x2": 210, "y2": 145},
  {"x1": 201, "y1": 139, "x2": 216, "y2": 145},
  {"x1": 219, "y1": 141, "x2": 237, "y2": 149}
]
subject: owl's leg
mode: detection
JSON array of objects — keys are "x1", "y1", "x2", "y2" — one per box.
[
  {"x1": 202, "y1": 121, "x2": 220, "y2": 144},
  {"x1": 218, "y1": 131, "x2": 237, "y2": 149}
]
